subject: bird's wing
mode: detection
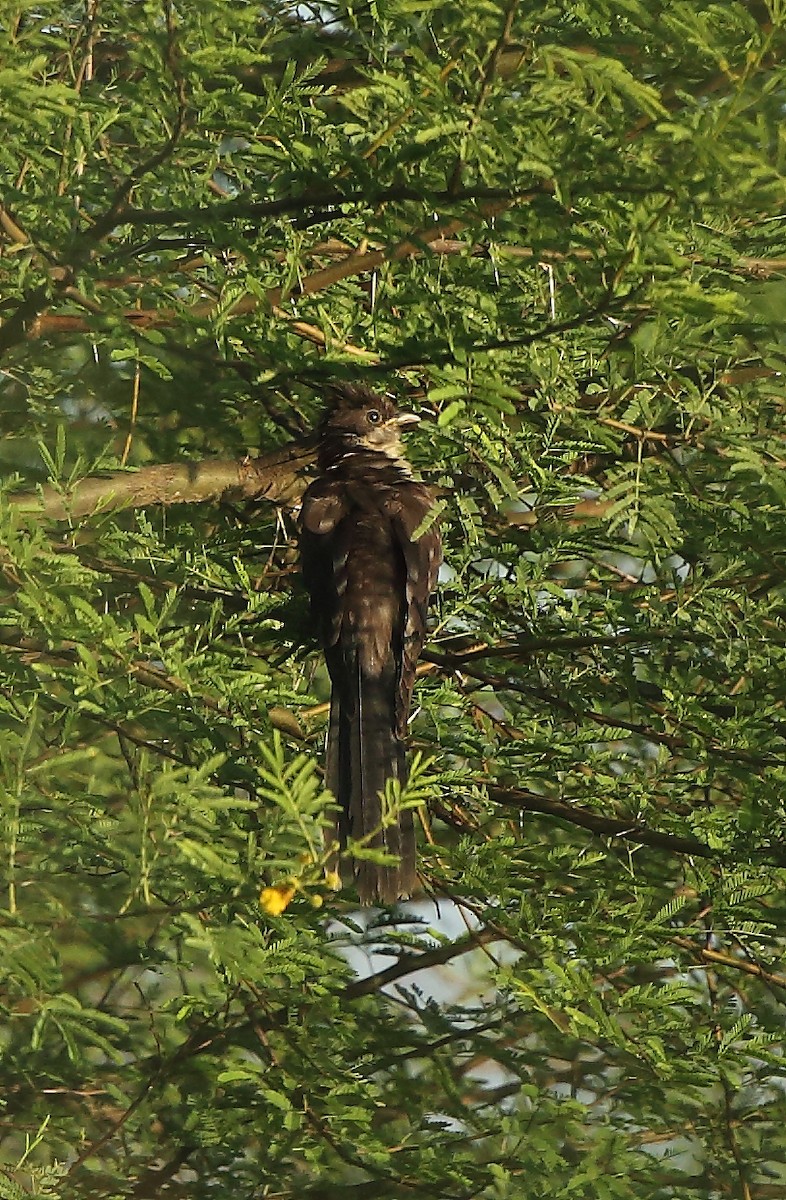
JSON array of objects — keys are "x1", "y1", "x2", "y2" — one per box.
[
  {"x1": 299, "y1": 477, "x2": 349, "y2": 650},
  {"x1": 381, "y1": 481, "x2": 442, "y2": 737}
]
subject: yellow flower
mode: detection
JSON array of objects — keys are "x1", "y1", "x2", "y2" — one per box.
[{"x1": 259, "y1": 882, "x2": 297, "y2": 916}]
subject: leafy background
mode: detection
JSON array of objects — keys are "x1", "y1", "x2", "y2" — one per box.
[{"x1": 2, "y1": 0, "x2": 786, "y2": 1196}]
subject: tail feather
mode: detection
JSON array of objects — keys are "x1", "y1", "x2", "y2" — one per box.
[{"x1": 326, "y1": 652, "x2": 415, "y2": 904}]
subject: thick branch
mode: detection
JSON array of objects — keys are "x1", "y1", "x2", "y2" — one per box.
[{"x1": 10, "y1": 439, "x2": 316, "y2": 521}]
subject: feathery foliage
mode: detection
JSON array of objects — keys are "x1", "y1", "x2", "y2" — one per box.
[{"x1": 2, "y1": 1, "x2": 786, "y2": 1195}]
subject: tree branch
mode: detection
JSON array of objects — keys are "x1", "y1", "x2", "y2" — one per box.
[
  {"x1": 489, "y1": 784, "x2": 786, "y2": 869},
  {"x1": 9, "y1": 438, "x2": 316, "y2": 520},
  {"x1": 345, "y1": 927, "x2": 497, "y2": 999},
  {"x1": 21, "y1": 195, "x2": 522, "y2": 346},
  {"x1": 671, "y1": 936, "x2": 786, "y2": 992},
  {"x1": 80, "y1": 183, "x2": 538, "y2": 236}
]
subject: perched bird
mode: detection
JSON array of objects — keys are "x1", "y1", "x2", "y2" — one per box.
[{"x1": 299, "y1": 385, "x2": 442, "y2": 904}]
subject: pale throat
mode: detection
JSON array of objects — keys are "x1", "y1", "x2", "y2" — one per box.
[{"x1": 320, "y1": 427, "x2": 414, "y2": 474}]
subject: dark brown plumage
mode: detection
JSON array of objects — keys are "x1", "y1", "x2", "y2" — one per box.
[{"x1": 299, "y1": 385, "x2": 442, "y2": 904}]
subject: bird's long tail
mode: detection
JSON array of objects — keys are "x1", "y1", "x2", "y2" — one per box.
[{"x1": 326, "y1": 653, "x2": 414, "y2": 904}]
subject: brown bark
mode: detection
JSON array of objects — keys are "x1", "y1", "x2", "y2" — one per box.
[{"x1": 10, "y1": 439, "x2": 317, "y2": 521}]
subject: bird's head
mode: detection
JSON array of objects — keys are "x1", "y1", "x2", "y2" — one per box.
[{"x1": 321, "y1": 384, "x2": 420, "y2": 459}]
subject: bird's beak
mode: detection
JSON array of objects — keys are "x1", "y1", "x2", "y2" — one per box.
[{"x1": 394, "y1": 412, "x2": 421, "y2": 428}]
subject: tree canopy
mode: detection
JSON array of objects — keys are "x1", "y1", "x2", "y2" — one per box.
[{"x1": 2, "y1": 1, "x2": 786, "y2": 1196}]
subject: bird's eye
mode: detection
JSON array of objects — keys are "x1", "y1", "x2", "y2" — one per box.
[{"x1": 366, "y1": 409, "x2": 381, "y2": 424}]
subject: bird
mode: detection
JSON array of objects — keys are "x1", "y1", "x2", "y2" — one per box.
[{"x1": 299, "y1": 384, "x2": 442, "y2": 904}]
